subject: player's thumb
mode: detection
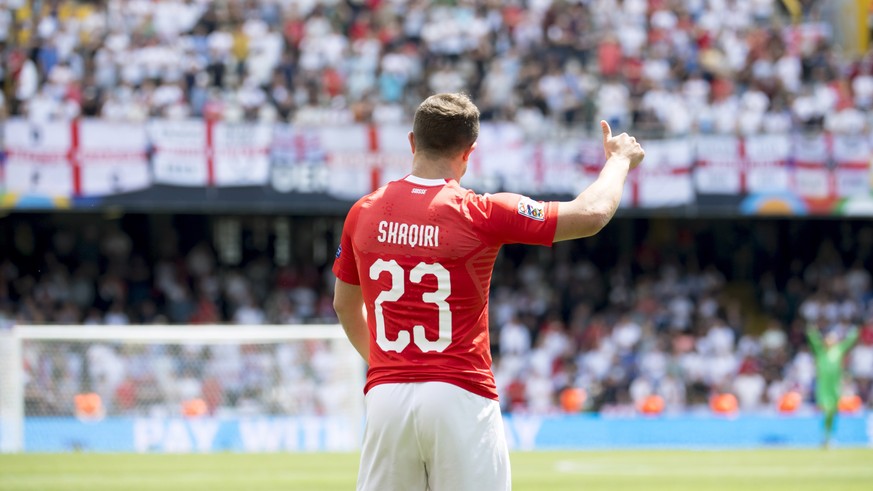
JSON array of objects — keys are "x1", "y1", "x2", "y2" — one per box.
[{"x1": 600, "y1": 120, "x2": 612, "y2": 146}]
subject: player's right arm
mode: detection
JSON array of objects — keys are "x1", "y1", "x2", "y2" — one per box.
[
  {"x1": 553, "y1": 121, "x2": 645, "y2": 242},
  {"x1": 334, "y1": 278, "x2": 370, "y2": 362},
  {"x1": 332, "y1": 201, "x2": 369, "y2": 362}
]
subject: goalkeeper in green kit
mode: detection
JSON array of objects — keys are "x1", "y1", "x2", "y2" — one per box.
[{"x1": 805, "y1": 323, "x2": 859, "y2": 448}]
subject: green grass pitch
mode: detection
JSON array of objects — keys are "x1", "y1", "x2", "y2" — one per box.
[{"x1": 1, "y1": 449, "x2": 872, "y2": 490}]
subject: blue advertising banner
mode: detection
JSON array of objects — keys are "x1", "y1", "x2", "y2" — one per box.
[
  {"x1": 22, "y1": 416, "x2": 360, "y2": 453},
  {"x1": 15, "y1": 413, "x2": 872, "y2": 452},
  {"x1": 503, "y1": 413, "x2": 872, "y2": 450}
]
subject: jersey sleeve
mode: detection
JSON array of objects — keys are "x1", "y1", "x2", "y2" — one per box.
[
  {"x1": 467, "y1": 192, "x2": 558, "y2": 247},
  {"x1": 332, "y1": 203, "x2": 361, "y2": 285}
]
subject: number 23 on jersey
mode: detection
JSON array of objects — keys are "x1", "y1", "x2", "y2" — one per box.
[{"x1": 369, "y1": 259, "x2": 452, "y2": 353}]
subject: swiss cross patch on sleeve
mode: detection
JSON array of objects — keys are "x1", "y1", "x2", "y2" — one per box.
[{"x1": 517, "y1": 197, "x2": 545, "y2": 221}]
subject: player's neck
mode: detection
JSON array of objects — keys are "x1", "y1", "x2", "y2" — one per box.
[{"x1": 411, "y1": 157, "x2": 461, "y2": 182}]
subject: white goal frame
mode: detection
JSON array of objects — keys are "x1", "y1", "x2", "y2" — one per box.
[{"x1": 0, "y1": 324, "x2": 364, "y2": 453}]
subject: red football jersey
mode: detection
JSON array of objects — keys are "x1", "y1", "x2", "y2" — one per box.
[{"x1": 333, "y1": 175, "x2": 558, "y2": 400}]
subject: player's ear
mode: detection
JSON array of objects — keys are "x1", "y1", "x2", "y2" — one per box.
[
  {"x1": 408, "y1": 132, "x2": 416, "y2": 155},
  {"x1": 462, "y1": 141, "x2": 477, "y2": 162}
]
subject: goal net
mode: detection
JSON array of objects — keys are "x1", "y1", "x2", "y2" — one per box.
[{"x1": 0, "y1": 324, "x2": 365, "y2": 453}]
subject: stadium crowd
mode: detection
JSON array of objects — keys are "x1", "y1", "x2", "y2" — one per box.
[
  {"x1": 2, "y1": 215, "x2": 872, "y2": 417},
  {"x1": 2, "y1": 0, "x2": 871, "y2": 135},
  {"x1": 2, "y1": 0, "x2": 872, "y2": 418}
]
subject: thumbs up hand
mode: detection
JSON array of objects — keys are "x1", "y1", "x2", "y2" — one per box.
[{"x1": 601, "y1": 120, "x2": 645, "y2": 170}]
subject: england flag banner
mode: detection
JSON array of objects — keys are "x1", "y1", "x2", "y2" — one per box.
[
  {"x1": 148, "y1": 119, "x2": 209, "y2": 187},
  {"x1": 537, "y1": 138, "x2": 599, "y2": 196},
  {"x1": 693, "y1": 135, "x2": 743, "y2": 195},
  {"x1": 79, "y1": 120, "x2": 150, "y2": 196},
  {"x1": 832, "y1": 134, "x2": 870, "y2": 198},
  {"x1": 322, "y1": 125, "x2": 374, "y2": 200},
  {"x1": 373, "y1": 123, "x2": 415, "y2": 186},
  {"x1": 745, "y1": 133, "x2": 791, "y2": 193},
  {"x1": 4, "y1": 119, "x2": 75, "y2": 197},
  {"x1": 213, "y1": 123, "x2": 273, "y2": 186},
  {"x1": 270, "y1": 125, "x2": 329, "y2": 194},
  {"x1": 471, "y1": 122, "x2": 528, "y2": 194},
  {"x1": 791, "y1": 133, "x2": 833, "y2": 200},
  {"x1": 637, "y1": 138, "x2": 694, "y2": 207}
]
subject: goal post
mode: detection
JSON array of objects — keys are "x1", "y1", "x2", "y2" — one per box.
[
  {"x1": 0, "y1": 328, "x2": 23, "y2": 453},
  {"x1": 0, "y1": 324, "x2": 365, "y2": 453}
]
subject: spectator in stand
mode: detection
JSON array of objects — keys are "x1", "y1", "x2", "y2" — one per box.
[{"x1": 0, "y1": 0, "x2": 865, "y2": 136}]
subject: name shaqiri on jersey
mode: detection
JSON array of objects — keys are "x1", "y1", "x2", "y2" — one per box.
[{"x1": 376, "y1": 220, "x2": 440, "y2": 248}]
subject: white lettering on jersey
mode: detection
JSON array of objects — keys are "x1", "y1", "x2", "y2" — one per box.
[
  {"x1": 411, "y1": 188, "x2": 427, "y2": 194},
  {"x1": 377, "y1": 221, "x2": 439, "y2": 248}
]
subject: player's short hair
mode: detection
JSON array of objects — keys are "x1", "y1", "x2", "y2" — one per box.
[{"x1": 413, "y1": 93, "x2": 480, "y2": 157}]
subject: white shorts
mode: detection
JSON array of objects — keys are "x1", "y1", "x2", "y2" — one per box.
[{"x1": 357, "y1": 382, "x2": 510, "y2": 491}]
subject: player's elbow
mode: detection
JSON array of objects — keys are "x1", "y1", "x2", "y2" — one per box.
[
  {"x1": 555, "y1": 200, "x2": 615, "y2": 241},
  {"x1": 333, "y1": 279, "x2": 365, "y2": 322},
  {"x1": 333, "y1": 296, "x2": 351, "y2": 318},
  {"x1": 333, "y1": 296, "x2": 364, "y2": 324},
  {"x1": 590, "y1": 203, "x2": 616, "y2": 234},
  {"x1": 577, "y1": 202, "x2": 615, "y2": 237}
]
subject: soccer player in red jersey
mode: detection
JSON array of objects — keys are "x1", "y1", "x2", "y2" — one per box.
[{"x1": 333, "y1": 93, "x2": 644, "y2": 490}]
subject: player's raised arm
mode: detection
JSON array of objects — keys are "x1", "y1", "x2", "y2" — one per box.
[
  {"x1": 838, "y1": 325, "x2": 860, "y2": 353},
  {"x1": 553, "y1": 121, "x2": 644, "y2": 242}
]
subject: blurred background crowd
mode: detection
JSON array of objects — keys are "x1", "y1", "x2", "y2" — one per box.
[
  {"x1": 2, "y1": 0, "x2": 872, "y2": 419},
  {"x1": 2, "y1": 214, "x2": 872, "y2": 417},
  {"x1": 2, "y1": 0, "x2": 872, "y2": 136}
]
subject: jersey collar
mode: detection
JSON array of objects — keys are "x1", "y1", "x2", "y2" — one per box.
[{"x1": 404, "y1": 175, "x2": 448, "y2": 187}]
